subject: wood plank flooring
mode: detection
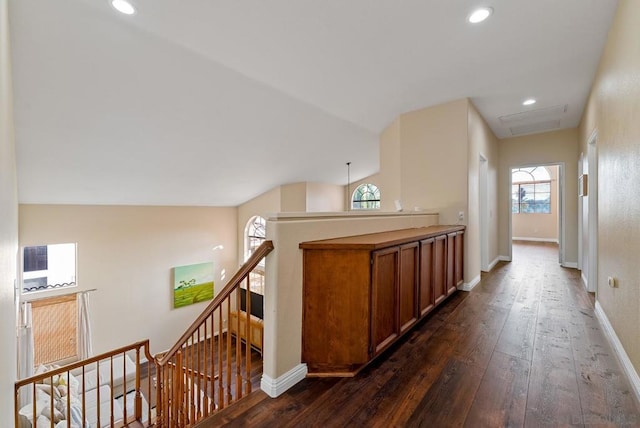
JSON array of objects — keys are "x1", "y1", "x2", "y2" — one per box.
[{"x1": 196, "y1": 242, "x2": 640, "y2": 427}]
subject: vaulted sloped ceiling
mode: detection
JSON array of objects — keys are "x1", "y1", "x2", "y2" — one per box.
[{"x1": 9, "y1": 0, "x2": 618, "y2": 206}]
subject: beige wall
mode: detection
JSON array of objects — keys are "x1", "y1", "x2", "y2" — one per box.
[
  {"x1": 399, "y1": 99, "x2": 469, "y2": 224},
  {"x1": 378, "y1": 118, "x2": 402, "y2": 212},
  {"x1": 306, "y1": 182, "x2": 344, "y2": 212},
  {"x1": 237, "y1": 186, "x2": 281, "y2": 262},
  {"x1": 265, "y1": 212, "x2": 439, "y2": 378},
  {"x1": 281, "y1": 182, "x2": 307, "y2": 212},
  {"x1": 19, "y1": 205, "x2": 238, "y2": 355},
  {"x1": 498, "y1": 129, "x2": 579, "y2": 264},
  {"x1": 378, "y1": 99, "x2": 489, "y2": 285},
  {"x1": 579, "y1": 0, "x2": 640, "y2": 373},
  {"x1": 467, "y1": 102, "x2": 499, "y2": 278},
  {"x1": 238, "y1": 181, "x2": 347, "y2": 262},
  {"x1": 0, "y1": 0, "x2": 18, "y2": 421},
  {"x1": 512, "y1": 165, "x2": 559, "y2": 241}
]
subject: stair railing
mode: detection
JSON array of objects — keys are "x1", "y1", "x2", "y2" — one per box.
[
  {"x1": 154, "y1": 240, "x2": 274, "y2": 428},
  {"x1": 15, "y1": 340, "x2": 154, "y2": 427}
]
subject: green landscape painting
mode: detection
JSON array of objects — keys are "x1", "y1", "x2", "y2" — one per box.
[{"x1": 173, "y1": 262, "x2": 214, "y2": 308}]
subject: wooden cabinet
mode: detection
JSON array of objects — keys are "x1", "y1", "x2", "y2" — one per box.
[
  {"x1": 446, "y1": 233, "x2": 456, "y2": 295},
  {"x1": 433, "y1": 235, "x2": 447, "y2": 305},
  {"x1": 419, "y1": 238, "x2": 434, "y2": 317},
  {"x1": 371, "y1": 247, "x2": 399, "y2": 354},
  {"x1": 301, "y1": 250, "x2": 371, "y2": 374},
  {"x1": 454, "y1": 231, "x2": 464, "y2": 287},
  {"x1": 446, "y1": 230, "x2": 465, "y2": 292},
  {"x1": 371, "y1": 242, "x2": 419, "y2": 356},
  {"x1": 398, "y1": 242, "x2": 419, "y2": 335},
  {"x1": 300, "y1": 225, "x2": 465, "y2": 376}
]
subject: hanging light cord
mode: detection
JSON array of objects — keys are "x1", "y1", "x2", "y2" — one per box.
[{"x1": 346, "y1": 162, "x2": 351, "y2": 211}]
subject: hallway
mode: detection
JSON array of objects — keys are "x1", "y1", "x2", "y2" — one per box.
[{"x1": 199, "y1": 242, "x2": 640, "y2": 427}]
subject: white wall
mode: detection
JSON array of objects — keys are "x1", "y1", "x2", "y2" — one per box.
[
  {"x1": 19, "y1": 205, "x2": 238, "y2": 355},
  {"x1": 0, "y1": 0, "x2": 18, "y2": 422}
]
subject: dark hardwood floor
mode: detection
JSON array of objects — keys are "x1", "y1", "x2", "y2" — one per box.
[{"x1": 197, "y1": 242, "x2": 640, "y2": 427}]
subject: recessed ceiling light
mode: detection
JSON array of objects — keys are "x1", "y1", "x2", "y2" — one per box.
[
  {"x1": 523, "y1": 98, "x2": 537, "y2": 106},
  {"x1": 111, "y1": 0, "x2": 136, "y2": 15},
  {"x1": 468, "y1": 7, "x2": 493, "y2": 24}
]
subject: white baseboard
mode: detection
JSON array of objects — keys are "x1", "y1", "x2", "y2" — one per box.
[
  {"x1": 512, "y1": 237, "x2": 559, "y2": 243},
  {"x1": 561, "y1": 261, "x2": 578, "y2": 269},
  {"x1": 459, "y1": 274, "x2": 480, "y2": 292},
  {"x1": 594, "y1": 301, "x2": 640, "y2": 404},
  {"x1": 498, "y1": 255, "x2": 511, "y2": 262},
  {"x1": 581, "y1": 272, "x2": 588, "y2": 287},
  {"x1": 488, "y1": 257, "x2": 501, "y2": 271},
  {"x1": 261, "y1": 363, "x2": 308, "y2": 398}
]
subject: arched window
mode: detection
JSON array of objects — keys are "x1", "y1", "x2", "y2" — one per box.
[
  {"x1": 512, "y1": 167, "x2": 551, "y2": 213},
  {"x1": 352, "y1": 183, "x2": 381, "y2": 210},
  {"x1": 244, "y1": 216, "x2": 266, "y2": 296},
  {"x1": 245, "y1": 215, "x2": 266, "y2": 261}
]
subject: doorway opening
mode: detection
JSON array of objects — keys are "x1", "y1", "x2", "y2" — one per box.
[
  {"x1": 509, "y1": 163, "x2": 565, "y2": 263},
  {"x1": 578, "y1": 131, "x2": 598, "y2": 292},
  {"x1": 479, "y1": 155, "x2": 489, "y2": 272}
]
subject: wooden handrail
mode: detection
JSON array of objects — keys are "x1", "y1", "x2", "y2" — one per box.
[
  {"x1": 153, "y1": 239, "x2": 274, "y2": 427},
  {"x1": 156, "y1": 240, "x2": 273, "y2": 365},
  {"x1": 15, "y1": 339, "x2": 153, "y2": 388},
  {"x1": 15, "y1": 340, "x2": 154, "y2": 428}
]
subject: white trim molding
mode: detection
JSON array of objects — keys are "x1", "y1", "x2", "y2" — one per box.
[
  {"x1": 561, "y1": 261, "x2": 578, "y2": 269},
  {"x1": 459, "y1": 274, "x2": 481, "y2": 292},
  {"x1": 261, "y1": 363, "x2": 308, "y2": 398},
  {"x1": 594, "y1": 301, "x2": 640, "y2": 404},
  {"x1": 512, "y1": 237, "x2": 559, "y2": 243},
  {"x1": 487, "y1": 257, "x2": 501, "y2": 271},
  {"x1": 498, "y1": 255, "x2": 511, "y2": 262}
]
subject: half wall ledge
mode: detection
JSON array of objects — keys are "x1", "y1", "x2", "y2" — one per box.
[{"x1": 268, "y1": 210, "x2": 439, "y2": 222}]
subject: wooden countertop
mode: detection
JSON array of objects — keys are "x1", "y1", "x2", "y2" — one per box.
[{"x1": 299, "y1": 225, "x2": 465, "y2": 251}]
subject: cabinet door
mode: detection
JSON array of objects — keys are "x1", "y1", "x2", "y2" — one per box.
[
  {"x1": 302, "y1": 250, "x2": 371, "y2": 373},
  {"x1": 455, "y1": 231, "x2": 464, "y2": 287},
  {"x1": 446, "y1": 233, "x2": 456, "y2": 295},
  {"x1": 371, "y1": 247, "x2": 399, "y2": 355},
  {"x1": 419, "y1": 238, "x2": 435, "y2": 316},
  {"x1": 433, "y1": 235, "x2": 447, "y2": 305},
  {"x1": 399, "y1": 242, "x2": 419, "y2": 333}
]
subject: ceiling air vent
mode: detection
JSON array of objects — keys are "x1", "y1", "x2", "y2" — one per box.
[
  {"x1": 499, "y1": 103, "x2": 568, "y2": 136},
  {"x1": 510, "y1": 119, "x2": 562, "y2": 136},
  {"x1": 499, "y1": 104, "x2": 568, "y2": 124}
]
